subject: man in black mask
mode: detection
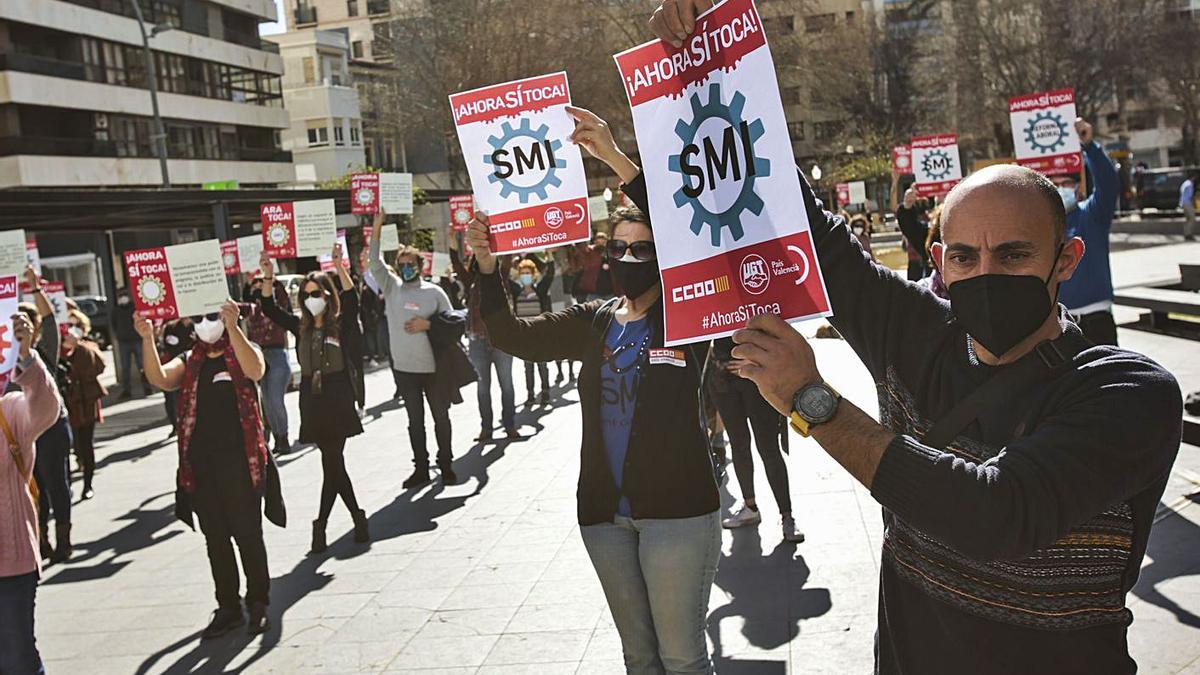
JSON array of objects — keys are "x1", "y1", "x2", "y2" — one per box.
[{"x1": 723, "y1": 161, "x2": 1182, "y2": 674}]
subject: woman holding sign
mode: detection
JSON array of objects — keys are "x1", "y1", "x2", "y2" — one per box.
[
  {"x1": 136, "y1": 301, "x2": 274, "y2": 638},
  {"x1": 466, "y1": 106, "x2": 721, "y2": 674},
  {"x1": 258, "y1": 246, "x2": 369, "y2": 554}
]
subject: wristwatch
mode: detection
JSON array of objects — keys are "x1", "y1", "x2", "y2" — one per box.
[{"x1": 789, "y1": 381, "x2": 841, "y2": 437}]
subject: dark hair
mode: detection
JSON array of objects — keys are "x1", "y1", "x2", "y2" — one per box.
[
  {"x1": 299, "y1": 272, "x2": 341, "y2": 335},
  {"x1": 609, "y1": 205, "x2": 652, "y2": 232}
]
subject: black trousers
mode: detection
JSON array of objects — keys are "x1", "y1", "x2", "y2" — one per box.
[
  {"x1": 394, "y1": 371, "x2": 452, "y2": 468},
  {"x1": 1075, "y1": 309, "x2": 1119, "y2": 346},
  {"x1": 34, "y1": 417, "x2": 72, "y2": 527},
  {"x1": 317, "y1": 437, "x2": 360, "y2": 522},
  {"x1": 72, "y1": 422, "x2": 96, "y2": 489},
  {"x1": 524, "y1": 361, "x2": 549, "y2": 396},
  {"x1": 194, "y1": 488, "x2": 270, "y2": 610},
  {"x1": 714, "y1": 380, "x2": 792, "y2": 514}
]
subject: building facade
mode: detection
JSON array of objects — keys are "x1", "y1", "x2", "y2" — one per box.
[
  {"x1": 0, "y1": 0, "x2": 292, "y2": 188},
  {"x1": 267, "y1": 29, "x2": 365, "y2": 185}
]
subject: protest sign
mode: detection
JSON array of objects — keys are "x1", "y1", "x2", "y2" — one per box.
[
  {"x1": 1009, "y1": 88, "x2": 1082, "y2": 176},
  {"x1": 22, "y1": 281, "x2": 68, "y2": 325},
  {"x1": 25, "y1": 240, "x2": 40, "y2": 275},
  {"x1": 911, "y1": 134, "x2": 962, "y2": 198},
  {"x1": 124, "y1": 239, "x2": 227, "y2": 320},
  {"x1": 848, "y1": 181, "x2": 867, "y2": 204},
  {"x1": 420, "y1": 251, "x2": 434, "y2": 277},
  {"x1": 236, "y1": 234, "x2": 276, "y2": 276},
  {"x1": 589, "y1": 195, "x2": 610, "y2": 222},
  {"x1": 0, "y1": 275, "x2": 19, "y2": 391},
  {"x1": 351, "y1": 173, "x2": 415, "y2": 215},
  {"x1": 614, "y1": 0, "x2": 830, "y2": 345},
  {"x1": 220, "y1": 240, "x2": 240, "y2": 276},
  {"x1": 892, "y1": 145, "x2": 912, "y2": 174},
  {"x1": 835, "y1": 183, "x2": 850, "y2": 206},
  {"x1": 260, "y1": 199, "x2": 337, "y2": 258},
  {"x1": 449, "y1": 194, "x2": 475, "y2": 232},
  {"x1": 363, "y1": 224, "x2": 401, "y2": 251},
  {"x1": 318, "y1": 232, "x2": 350, "y2": 272},
  {"x1": 449, "y1": 72, "x2": 591, "y2": 254},
  {"x1": 432, "y1": 251, "x2": 451, "y2": 279},
  {"x1": 0, "y1": 230, "x2": 30, "y2": 279}
]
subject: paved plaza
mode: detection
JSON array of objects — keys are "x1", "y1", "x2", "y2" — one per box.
[{"x1": 33, "y1": 241, "x2": 1200, "y2": 674}]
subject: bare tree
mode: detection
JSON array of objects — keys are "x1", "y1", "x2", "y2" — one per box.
[{"x1": 1151, "y1": 2, "x2": 1200, "y2": 164}]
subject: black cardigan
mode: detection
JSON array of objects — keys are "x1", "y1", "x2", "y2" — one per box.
[{"x1": 479, "y1": 268, "x2": 718, "y2": 525}]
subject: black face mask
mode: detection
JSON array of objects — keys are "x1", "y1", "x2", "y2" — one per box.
[
  {"x1": 948, "y1": 247, "x2": 1061, "y2": 358},
  {"x1": 610, "y1": 258, "x2": 660, "y2": 299}
]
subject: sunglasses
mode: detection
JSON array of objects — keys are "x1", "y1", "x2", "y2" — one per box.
[
  {"x1": 303, "y1": 290, "x2": 324, "y2": 299},
  {"x1": 606, "y1": 239, "x2": 657, "y2": 262},
  {"x1": 190, "y1": 313, "x2": 220, "y2": 322}
]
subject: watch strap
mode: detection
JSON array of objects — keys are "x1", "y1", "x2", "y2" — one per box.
[{"x1": 789, "y1": 411, "x2": 812, "y2": 437}]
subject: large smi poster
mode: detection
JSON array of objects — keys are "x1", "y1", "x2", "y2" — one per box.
[
  {"x1": 911, "y1": 133, "x2": 963, "y2": 198},
  {"x1": 449, "y1": 72, "x2": 591, "y2": 255},
  {"x1": 614, "y1": 0, "x2": 830, "y2": 345}
]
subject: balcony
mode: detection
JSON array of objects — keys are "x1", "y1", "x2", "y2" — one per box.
[
  {"x1": 295, "y1": 6, "x2": 318, "y2": 25},
  {"x1": 0, "y1": 53, "x2": 88, "y2": 81},
  {"x1": 0, "y1": 135, "x2": 292, "y2": 163}
]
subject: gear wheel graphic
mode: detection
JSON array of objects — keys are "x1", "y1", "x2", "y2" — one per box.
[
  {"x1": 667, "y1": 82, "x2": 771, "y2": 247},
  {"x1": 921, "y1": 149, "x2": 954, "y2": 181},
  {"x1": 1024, "y1": 110, "x2": 1069, "y2": 154},
  {"x1": 482, "y1": 118, "x2": 565, "y2": 203}
]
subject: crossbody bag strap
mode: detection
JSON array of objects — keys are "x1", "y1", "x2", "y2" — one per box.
[
  {"x1": 921, "y1": 330, "x2": 1092, "y2": 451},
  {"x1": 0, "y1": 403, "x2": 38, "y2": 504}
]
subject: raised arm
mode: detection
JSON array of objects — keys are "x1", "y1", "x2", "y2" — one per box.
[
  {"x1": 7, "y1": 312, "x2": 61, "y2": 446},
  {"x1": 368, "y1": 211, "x2": 400, "y2": 294},
  {"x1": 449, "y1": 241, "x2": 475, "y2": 287},
  {"x1": 24, "y1": 265, "x2": 53, "y2": 321},
  {"x1": 221, "y1": 300, "x2": 265, "y2": 381},
  {"x1": 1077, "y1": 122, "x2": 1119, "y2": 224},
  {"x1": 136, "y1": 313, "x2": 186, "y2": 391},
  {"x1": 257, "y1": 253, "x2": 300, "y2": 336}
]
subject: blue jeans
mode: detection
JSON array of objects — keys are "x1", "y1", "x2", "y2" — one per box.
[
  {"x1": 468, "y1": 336, "x2": 515, "y2": 432},
  {"x1": 0, "y1": 572, "x2": 44, "y2": 674},
  {"x1": 261, "y1": 347, "x2": 290, "y2": 441},
  {"x1": 581, "y1": 511, "x2": 721, "y2": 675},
  {"x1": 118, "y1": 339, "x2": 143, "y2": 389},
  {"x1": 35, "y1": 416, "x2": 72, "y2": 527}
]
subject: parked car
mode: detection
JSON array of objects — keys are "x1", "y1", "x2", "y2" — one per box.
[
  {"x1": 1137, "y1": 166, "x2": 1200, "y2": 212},
  {"x1": 70, "y1": 295, "x2": 111, "y2": 349}
]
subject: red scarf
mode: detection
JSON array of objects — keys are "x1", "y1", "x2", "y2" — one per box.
[{"x1": 175, "y1": 335, "x2": 267, "y2": 494}]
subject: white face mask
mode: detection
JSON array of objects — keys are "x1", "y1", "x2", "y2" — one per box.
[
  {"x1": 304, "y1": 296, "x2": 327, "y2": 317},
  {"x1": 194, "y1": 318, "x2": 225, "y2": 344}
]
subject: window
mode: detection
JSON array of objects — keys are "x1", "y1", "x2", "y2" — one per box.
[
  {"x1": 763, "y1": 15, "x2": 795, "y2": 36},
  {"x1": 350, "y1": 122, "x2": 361, "y2": 145},
  {"x1": 787, "y1": 121, "x2": 805, "y2": 140},
  {"x1": 781, "y1": 86, "x2": 801, "y2": 106},
  {"x1": 101, "y1": 42, "x2": 127, "y2": 85},
  {"x1": 813, "y1": 120, "x2": 843, "y2": 141},
  {"x1": 805, "y1": 13, "x2": 836, "y2": 33},
  {"x1": 333, "y1": 118, "x2": 346, "y2": 146},
  {"x1": 351, "y1": 40, "x2": 364, "y2": 59},
  {"x1": 307, "y1": 122, "x2": 329, "y2": 147},
  {"x1": 302, "y1": 56, "x2": 315, "y2": 84},
  {"x1": 80, "y1": 38, "x2": 104, "y2": 83},
  {"x1": 347, "y1": 0, "x2": 358, "y2": 16}
]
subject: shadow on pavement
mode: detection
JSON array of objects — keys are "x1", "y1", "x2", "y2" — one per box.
[
  {"x1": 133, "y1": 388, "x2": 571, "y2": 674},
  {"x1": 1132, "y1": 496, "x2": 1200, "y2": 628},
  {"x1": 42, "y1": 492, "x2": 182, "y2": 586}
]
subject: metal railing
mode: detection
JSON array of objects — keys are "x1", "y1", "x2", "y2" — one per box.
[{"x1": 0, "y1": 53, "x2": 89, "y2": 82}]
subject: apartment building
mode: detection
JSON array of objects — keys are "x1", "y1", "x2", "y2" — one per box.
[
  {"x1": 267, "y1": 28, "x2": 365, "y2": 184},
  {"x1": 0, "y1": 0, "x2": 292, "y2": 188}
]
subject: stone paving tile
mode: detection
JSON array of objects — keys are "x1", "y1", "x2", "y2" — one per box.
[
  {"x1": 481, "y1": 629, "x2": 593, "y2": 666},
  {"x1": 391, "y1": 634, "x2": 502, "y2": 669},
  {"x1": 413, "y1": 606, "x2": 520, "y2": 639}
]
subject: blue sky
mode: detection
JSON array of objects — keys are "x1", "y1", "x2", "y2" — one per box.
[{"x1": 260, "y1": 0, "x2": 286, "y2": 35}]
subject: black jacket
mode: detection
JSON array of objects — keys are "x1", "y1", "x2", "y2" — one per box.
[
  {"x1": 429, "y1": 310, "x2": 476, "y2": 410},
  {"x1": 479, "y1": 269, "x2": 718, "y2": 526}
]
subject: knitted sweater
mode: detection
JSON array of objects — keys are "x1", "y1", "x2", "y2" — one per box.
[{"x1": 0, "y1": 354, "x2": 64, "y2": 579}]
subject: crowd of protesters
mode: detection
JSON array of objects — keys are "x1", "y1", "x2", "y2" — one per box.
[{"x1": 2, "y1": 1, "x2": 1188, "y2": 671}]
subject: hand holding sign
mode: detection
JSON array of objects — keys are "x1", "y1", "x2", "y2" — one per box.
[
  {"x1": 466, "y1": 212, "x2": 497, "y2": 274},
  {"x1": 133, "y1": 313, "x2": 154, "y2": 340},
  {"x1": 12, "y1": 312, "x2": 33, "y2": 359},
  {"x1": 1075, "y1": 118, "x2": 1093, "y2": 144},
  {"x1": 567, "y1": 107, "x2": 639, "y2": 183},
  {"x1": 731, "y1": 313, "x2": 819, "y2": 416},
  {"x1": 22, "y1": 265, "x2": 38, "y2": 292},
  {"x1": 219, "y1": 300, "x2": 241, "y2": 331},
  {"x1": 650, "y1": 0, "x2": 716, "y2": 47},
  {"x1": 259, "y1": 252, "x2": 274, "y2": 280}
]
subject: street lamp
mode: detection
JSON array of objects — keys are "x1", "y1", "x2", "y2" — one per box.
[
  {"x1": 129, "y1": 2, "x2": 171, "y2": 188},
  {"x1": 810, "y1": 164, "x2": 822, "y2": 181},
  {"x1": 602, "y1": 187, "x2": 613, "y2": 202}
]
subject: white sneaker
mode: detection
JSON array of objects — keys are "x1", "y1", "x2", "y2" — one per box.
[
  {"x1": 722, "y1": 504, "x2": 762, "y2": 529},
  {"x1": 782, "y1": 516, "x2": 805, "y2": 543}
]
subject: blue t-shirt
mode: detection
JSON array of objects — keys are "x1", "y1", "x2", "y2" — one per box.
[{"x1": 600, "y1": 316, "x2": 651, "y2": 517}]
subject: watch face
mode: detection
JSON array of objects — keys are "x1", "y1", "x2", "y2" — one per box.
[{"x1": 798, "y1": 385, "x2": 837, "y2": 422}]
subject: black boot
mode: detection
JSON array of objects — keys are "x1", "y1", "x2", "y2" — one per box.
[
  {"x1": 50, "y1": 523, "x2": 72, "y2": 564},
  {"x1": 246, "y1": 602, "x2": 270, "y2": 635},
  {"x1": 310, "y1": 519, "x2": 327, "y2": 554},
  {"x1": 352, "y1": 509, "x2": 370, "y2": 543},
  {"x1": 275, "y1": 435, "x2": 292, "y2": 455},
  {"x1": 439, "y1": 462, "x2": 459, "y2": 486},
  {"x1": 403, "y1": 467, "x2": 431, "y2": 489},
  {"x1": 201, "y1": 606, "x2": 245, "y2": 640},
  {"x1": 39, "y1": 520, "x2": 53, "y2": 561}
]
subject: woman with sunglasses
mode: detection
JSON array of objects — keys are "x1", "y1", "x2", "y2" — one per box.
[
  {"x1": 62, "y1": 308, "x2": 106, "y2": 501},
  {"x1": 465, "y1": 106, "x2": 721, "y2": 674},
  {"x1": 137, "y1": 301, "x2": 273, "y2": 638},
  {"x1": 258, "y1": 246, "x2": 368, "y2": 553}
]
